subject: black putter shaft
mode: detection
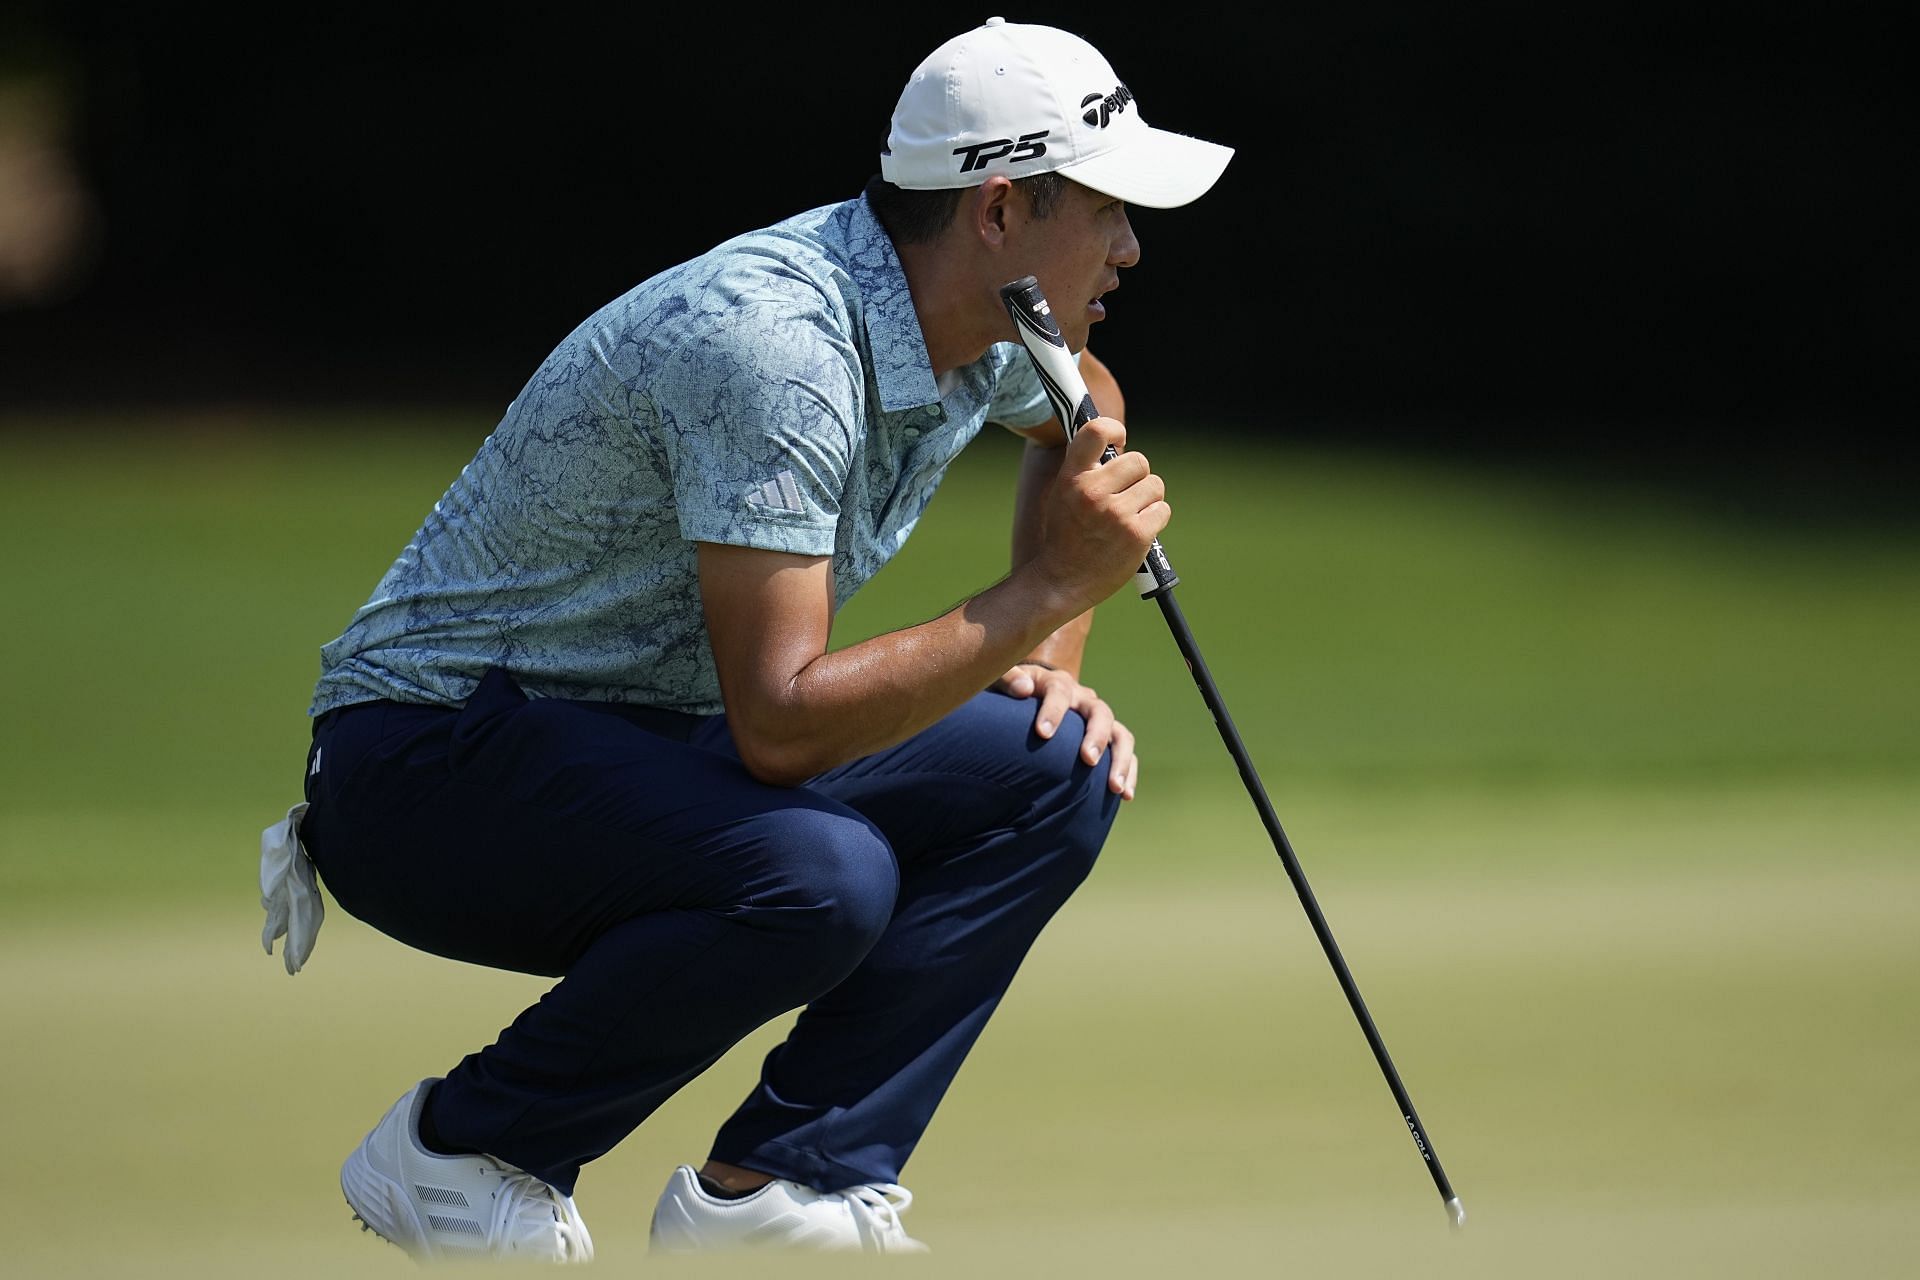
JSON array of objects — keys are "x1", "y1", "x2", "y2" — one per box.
[{"x1": 999, "y1": 275, "x2": 1465, "y2": 1230}]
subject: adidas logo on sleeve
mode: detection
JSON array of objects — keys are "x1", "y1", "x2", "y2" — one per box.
[{"x1": 745, "y1": 470, "x2": 805, "y2": 514}]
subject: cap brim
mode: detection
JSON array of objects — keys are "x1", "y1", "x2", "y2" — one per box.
[{"x1": 1060, "y1": 128, "x2": 1235, "y2": 209}]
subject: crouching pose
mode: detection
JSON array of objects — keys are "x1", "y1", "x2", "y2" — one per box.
[{"x1": 263, "y1": 16, "x2": 1230, "y2": 1262}]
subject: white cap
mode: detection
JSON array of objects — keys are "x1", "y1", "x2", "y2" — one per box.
[{"x1": 881, "y1": 17, "x2": 1234, "y2": 209}]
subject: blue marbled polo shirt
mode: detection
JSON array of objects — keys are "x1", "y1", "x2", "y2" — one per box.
[{"x1": 310, "y1": 193, "x2": 1055, "y2": 718}]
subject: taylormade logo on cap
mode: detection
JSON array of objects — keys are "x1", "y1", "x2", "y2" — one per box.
[
  {"x1": 880, "y1": 17, "x2": 1233, "y2": 210},
  {"x1": 1081, "y1": 83, "x2": 1133, "y2": 128}
]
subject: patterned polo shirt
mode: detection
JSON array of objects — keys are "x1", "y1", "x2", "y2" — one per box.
[{"x1": 309, "y1": 192, "x2": 1056, "y2": 718}]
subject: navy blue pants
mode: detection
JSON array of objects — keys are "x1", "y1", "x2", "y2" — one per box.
[{"x1": 300, "y1": 666, "x2": 1118, "y2": 1196}]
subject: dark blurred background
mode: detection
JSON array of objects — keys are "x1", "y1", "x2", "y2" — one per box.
[{"x1": 2, "y1": 3, "x2": 1913, "y2": 498}]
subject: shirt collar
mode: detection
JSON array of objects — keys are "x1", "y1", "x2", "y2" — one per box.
[{"x1": 840, "y1": 193, "x2": 942, "y2": 413}]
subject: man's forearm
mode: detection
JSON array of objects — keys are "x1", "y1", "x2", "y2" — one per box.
[
  {"x1": 729, "y1": 565, "x2": 1082, "y2": 786},
  {"x1": 1009, "y1": 349, "x2": 1126, "y2": 679},
  {"x1": 1012, "y1": 436, "x2": 1093, "y2": 679}
]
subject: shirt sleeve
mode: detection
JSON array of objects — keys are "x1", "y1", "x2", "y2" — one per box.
[
  {"x1": 649, "y1": 303, "x2": 860, "y2": 557},
  {"x1": 983, "y1": 340, "x2": 1069, "y2": 430}
]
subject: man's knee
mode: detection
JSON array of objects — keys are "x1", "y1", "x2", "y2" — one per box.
[
  {"x1": 1005, "y1": 709, "x2": 1120, "y2": 887},
  {"x1": 1055, "y1": 743, "x2": 1116, "y2": 886},
  {"x1": 758, "y1": 808, "x2": 899, "y2": 980}
]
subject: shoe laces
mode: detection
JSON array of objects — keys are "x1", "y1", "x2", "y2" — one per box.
[
  {"x1": 832, "y1": 1183, "x2": 923, "y2": 1253},
  {"x1": 491, "y1": 1171, "x2": 594, "y2": 1262}
]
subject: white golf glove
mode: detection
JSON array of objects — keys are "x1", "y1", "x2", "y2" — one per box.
[{"x1": 260, "y1": 802, "x2": 323, "y2": 974}]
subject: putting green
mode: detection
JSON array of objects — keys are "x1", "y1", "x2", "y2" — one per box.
[
  {"x1": 2, "y1": 417, "x2": 1914, "y2": 1274},
  {"x1": 1, "y1": 782, "x2": 1913, "y2": 1277}
]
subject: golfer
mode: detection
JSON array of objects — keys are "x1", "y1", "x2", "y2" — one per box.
[{"x1": 262, "y1": 16, "x2": 1231, "y2": 1261}]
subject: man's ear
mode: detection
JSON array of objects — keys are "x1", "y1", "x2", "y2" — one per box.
[{"x1": 970, "y1": 176, "x2": 1016, "y2": 249}]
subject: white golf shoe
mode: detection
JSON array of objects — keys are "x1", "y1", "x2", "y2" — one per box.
[
  {"x1": 340, "y1": 1078, "x2": 594, "y2": 1264},
  {"x1": 650, "y1": 1164, "x2": 929, "y2": 1254}
]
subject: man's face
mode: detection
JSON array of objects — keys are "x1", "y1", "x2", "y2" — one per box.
[{"x1": 1010, "y1": 180, "x2": 1142, "y2": 353}]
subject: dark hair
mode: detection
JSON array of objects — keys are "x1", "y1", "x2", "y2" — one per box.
[{"x1": 862, "y1": 170, "x2": 1070, "y2": 245}]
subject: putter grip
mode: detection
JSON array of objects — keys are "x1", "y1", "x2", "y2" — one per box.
[{"x1": 998, "y1": 276, "x2": 1179, "y2": 600}]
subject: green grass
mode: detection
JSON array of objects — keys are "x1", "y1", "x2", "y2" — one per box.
[
  {"x1": 838, "y1": 430, "x2": 1920, "y2": 787},
  {"x1": 0, "y1": 856, "x2": 1914, "y2": 1277},
  {"x1": 2, "y1": 414, "x2": 1915, "y2": 905},
  {"x1": 0, "y1": 411, "x2": 1915, "y2": 1275}
]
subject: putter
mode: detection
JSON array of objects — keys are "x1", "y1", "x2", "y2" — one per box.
[{"x1": 1000, "y1": 275, "x2": 1466, "y2": 1231}]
